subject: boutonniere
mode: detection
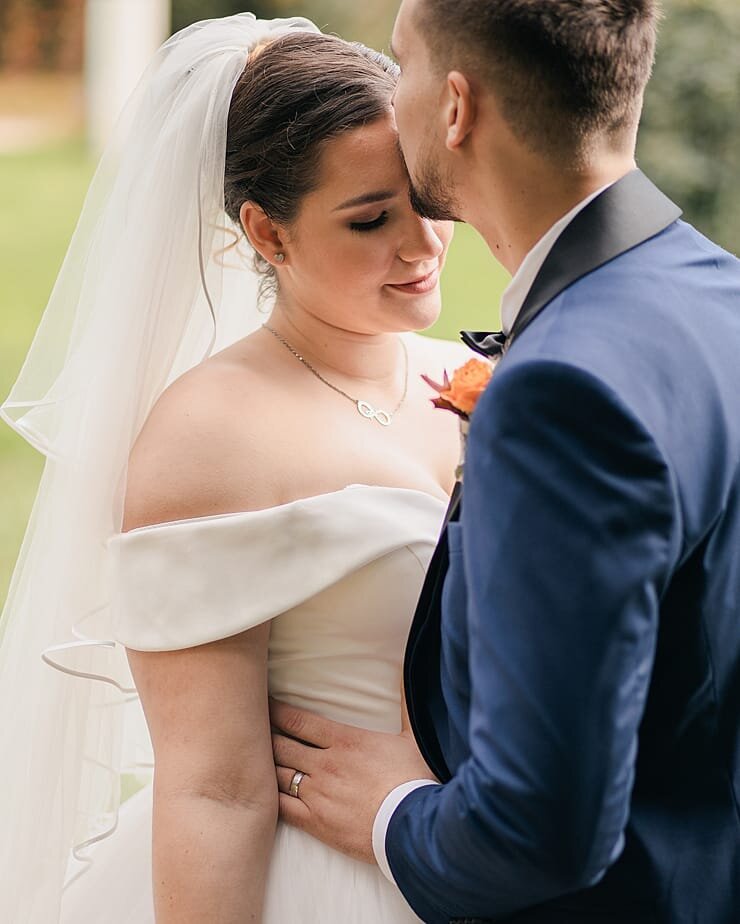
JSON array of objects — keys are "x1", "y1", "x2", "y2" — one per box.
[{"x1": 422, "y1": 358, "x2": 494, "y2": 483}]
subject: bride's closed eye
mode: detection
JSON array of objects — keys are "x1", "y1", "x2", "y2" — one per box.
[{"x1": 349, "y1": 211, "x2": 390, "y2": 233}]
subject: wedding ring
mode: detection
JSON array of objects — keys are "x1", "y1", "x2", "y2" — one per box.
[{"x1": 289, "y1": 770, "x2": 306, "y2": 799}]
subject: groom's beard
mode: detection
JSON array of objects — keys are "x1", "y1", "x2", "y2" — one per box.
[{"x1": 407, "y1": 143, "x2": 462, "y2": 223}]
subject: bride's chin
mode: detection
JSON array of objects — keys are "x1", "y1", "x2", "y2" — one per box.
[{"x1": 382, "y1": 291, "x2": 443, "y2": 332}]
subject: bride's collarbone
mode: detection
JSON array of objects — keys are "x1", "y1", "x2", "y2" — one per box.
[
  {"x1": 234, "y1": 416, "x2": 451, "y2": 506},
  {"x1": 268, "y1": 404, "x2": 448, "y2": 478},
  {"x1": 202, "y1": 352, "x2": 456, "y2": 501}
]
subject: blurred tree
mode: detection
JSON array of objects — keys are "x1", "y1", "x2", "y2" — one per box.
[{"x1": 638, "y1": 0, "x2": 739, "y2": 253}]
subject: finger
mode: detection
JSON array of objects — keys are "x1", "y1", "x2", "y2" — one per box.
[
  {"x1": 272, "y1": 731, "x2": 320, "y2": 773},
  {"x1": 278, "y1": 791, "x2": 312, "y2": 830},
  {"x1": 269, "y1": 697, "x2": 338, "y2": 748},
  {"x1": 275, "y1": 765, "x2": 311, "y2": 799},
  {"x1": 275, "y1": 765, "x2": 295, "y2": 795}
]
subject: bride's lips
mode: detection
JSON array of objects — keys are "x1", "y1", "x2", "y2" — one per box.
[{"x1": 386, "y1": 266, "x2": 440, "y2": 295}]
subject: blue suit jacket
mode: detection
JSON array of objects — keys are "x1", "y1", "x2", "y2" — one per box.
[{"x1": 389, "y1": 172, "x2": 740, "y2": 923}]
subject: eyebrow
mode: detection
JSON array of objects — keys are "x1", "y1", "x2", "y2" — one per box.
[{"x1": 333, "y1": 190, "x2": 399, "y2": 212}]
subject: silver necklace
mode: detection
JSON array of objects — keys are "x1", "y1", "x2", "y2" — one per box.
[{"x1": 263, "y1": 324, "x2": 409, "y2": 427}]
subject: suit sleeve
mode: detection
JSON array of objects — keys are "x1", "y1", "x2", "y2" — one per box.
[{"x1": 385, "y1": 358, "x2": 680, "y2": 923}]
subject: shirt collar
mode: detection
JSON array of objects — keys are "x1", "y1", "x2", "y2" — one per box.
[{"x1": 500, "y1": 182, "x2": 614, "y2": 335}]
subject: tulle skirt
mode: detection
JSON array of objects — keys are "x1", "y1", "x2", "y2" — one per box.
[{"x1": 60, "y1": 784, "x2": 422, "y2": 922}]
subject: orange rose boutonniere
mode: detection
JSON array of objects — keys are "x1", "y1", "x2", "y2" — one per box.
[
  {"x1": 422, "y1": 358, "x2": 494, "y2": 482},
  {"x1": 422, "y1": 358, "x2": 493, "y2": 420}
]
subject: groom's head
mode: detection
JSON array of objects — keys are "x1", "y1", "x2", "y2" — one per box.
[{"x1": 392, "y1": 0, "x2": 661, "y2": 220}]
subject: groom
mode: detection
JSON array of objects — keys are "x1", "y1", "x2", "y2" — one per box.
[{"x1": 271, "y1": 1, "x2": 740, "y2": 921}]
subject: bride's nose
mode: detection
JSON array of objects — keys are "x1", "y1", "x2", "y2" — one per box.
[{"x1": 397, "y1": 215, "x2": 445, "y2": 264}]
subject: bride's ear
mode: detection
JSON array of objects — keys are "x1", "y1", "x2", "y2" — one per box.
[
  {"x1": 444, "y1": 70, "x2": 476, "y2": 151},
  {"x1": 239, "y1": 201, "x2": 288, "y2": 267}
]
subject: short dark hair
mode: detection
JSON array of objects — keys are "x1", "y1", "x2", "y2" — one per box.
[
  {"x1": 417, "y1": 0, "x2": 660, "y2": 160},
  {"x1": 224, "y1": 33, "x2": 398, "y2": 293}
]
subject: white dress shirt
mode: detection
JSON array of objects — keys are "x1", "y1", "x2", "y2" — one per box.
[{"x1": 372, "y1": 181, "x2": 615, "y2": 885}]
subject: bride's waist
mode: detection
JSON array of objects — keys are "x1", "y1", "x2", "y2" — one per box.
[{"x1": 267, "y1": 671, "x2": 403, "y2": 734}]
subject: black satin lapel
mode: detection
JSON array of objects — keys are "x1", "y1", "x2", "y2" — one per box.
[
  {"x1": 404, "y1": 484, "x2": 461, "y2": 655},
  {"x1": 444, "y1": 480, "x2": 462, "y2": 528},
  {"x1": 403, "y1": 488, "x2": 461, "y2": 782},
  {"x1": 511, "y1": 170, "x2": 683, "y2": 341},
  {"x1": 403, "y1": 530, "x2": 453, "y2": 782}
]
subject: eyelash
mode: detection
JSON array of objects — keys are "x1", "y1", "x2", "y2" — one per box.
[{"x1": 349, "y1": 211, "x2": 390, "y2": 233}]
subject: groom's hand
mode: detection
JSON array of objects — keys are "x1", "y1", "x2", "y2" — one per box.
[{"x1": 270, "y1": 697, "x2": 436, "y2": 864}]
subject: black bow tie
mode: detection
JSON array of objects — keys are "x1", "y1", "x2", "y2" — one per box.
[{"x1": 460, "y1": 329, "x2": 508, "y2": 359}]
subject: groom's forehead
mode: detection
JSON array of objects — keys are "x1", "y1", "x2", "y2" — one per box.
[
  {"x1": 393, "y1": 0, "x2": 424, "y2": 53},
  {"x1": 394, "y1": 0, "x2": 418, "y2": 38}
]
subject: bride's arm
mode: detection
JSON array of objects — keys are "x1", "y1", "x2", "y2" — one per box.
[
  {"x1": 126, "y1": 627, "x2": 276, "y2": 923},
  {"x1": 122, "y1": 368, "x2": 280, "y2": 923}
]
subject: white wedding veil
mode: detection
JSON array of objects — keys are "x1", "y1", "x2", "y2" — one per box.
[{"x1": 0, "y1": 13, "x2": 320, "y2": 921}]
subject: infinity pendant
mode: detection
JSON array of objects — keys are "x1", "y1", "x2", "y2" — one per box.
[{"x1": 357, "y1": 401, "x2": 392, "y2": 427}]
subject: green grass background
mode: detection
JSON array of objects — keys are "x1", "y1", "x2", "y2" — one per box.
[{"x1": 0, "y1": 140, "x2": 507, "y2": 607}]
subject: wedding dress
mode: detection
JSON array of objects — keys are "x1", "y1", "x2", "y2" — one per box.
[
  {"x1": 0, "y1": 14, "x2": 448, "y2": 921},
  {"x1": 58, "y1": 484, "x2": 445, "y2": 922}
]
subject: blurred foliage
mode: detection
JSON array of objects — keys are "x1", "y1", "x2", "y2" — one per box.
[{"x1": 638, "y1": 0, "x2": 740, "y2": 253}]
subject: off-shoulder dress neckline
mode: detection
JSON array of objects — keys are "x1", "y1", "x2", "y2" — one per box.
[{"x1": 118, "y1": 482, "x2": 449, "y2": 538}]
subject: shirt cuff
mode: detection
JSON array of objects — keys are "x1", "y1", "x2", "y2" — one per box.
[{"x1": 372, "y1": 779, "x2": 439, "y2": 883}]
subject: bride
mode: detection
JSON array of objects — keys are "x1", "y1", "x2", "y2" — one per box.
[{"x1": 0, "y1": 12, "x2": 470, "y2": 923}]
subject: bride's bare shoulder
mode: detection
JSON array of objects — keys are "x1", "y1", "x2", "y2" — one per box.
[{"x1": 122, "y1": 350, "x2": 278, "y2": 531}]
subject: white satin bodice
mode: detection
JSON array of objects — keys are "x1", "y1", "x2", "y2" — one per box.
[
  {"x1": 58, "y1": 485, "x2": 444, "y2": 923},
  {"x1": 108, "y1": 484, "x2": 447, "y2": 733}
]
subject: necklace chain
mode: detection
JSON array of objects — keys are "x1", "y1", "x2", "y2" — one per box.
[{"x1": 263, "y1": 324, "x2": 409, "y2": 426}]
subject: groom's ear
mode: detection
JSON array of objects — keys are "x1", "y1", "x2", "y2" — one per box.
[
  {"x1": 239, "y1": 202, "x2": 287, "y2": 267},
  {"x1": 444, "y1": 71, "x2": 476, "y2": 151}
]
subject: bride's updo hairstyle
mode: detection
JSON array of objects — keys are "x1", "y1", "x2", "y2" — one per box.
[{"x1": 224, "y1": 33, "x2": 399, "y2": 293}]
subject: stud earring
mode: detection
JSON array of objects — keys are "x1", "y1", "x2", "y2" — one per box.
[{"x1": 275, "y1": 252, "x2": 285, "y2": 264}]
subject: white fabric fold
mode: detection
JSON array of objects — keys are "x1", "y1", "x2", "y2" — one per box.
[{"x1": 109, "y1": 484, "x2": 446, "y2": 651}]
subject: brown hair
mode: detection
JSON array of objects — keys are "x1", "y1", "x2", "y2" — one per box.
[
  {"x1": 224, "y1": 33, "x2": 399, "y2": 293},
  {"x1": 417, "y1": 0, "x2": 660, "y2": 160}
]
